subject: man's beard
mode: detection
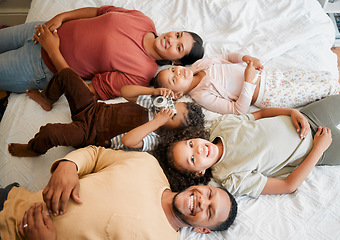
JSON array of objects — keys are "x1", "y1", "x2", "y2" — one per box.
[{"x1": 172, "y1": 191, "x2": 191, "y2": 226}]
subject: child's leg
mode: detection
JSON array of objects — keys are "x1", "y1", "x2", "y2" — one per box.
[
  {"x1": 42, "y1": 68, "x2": 96, "y2": 117},
  {"x1": 8, "y1": 122, "x2": 87, "y2": 157},
  {"x1": 8, "y1": 143, "x2": 41, "y2": 157},
  {"x1": 26, "y1": 89, "x2": 53, "y2": 111},
  {"x1": 255, "y1": 70, "x2": 340, "y2": 108},
  {"x1": 0, "y1": 21, "x2": 54, "y2": 92},
  {"x1": 300, "y1": 95, "x2": 340, "y2": 165}
]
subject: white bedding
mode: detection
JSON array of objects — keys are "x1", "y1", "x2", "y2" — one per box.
[{"x1": 1, "y1": 0, "x2": 340, "y2": 239}]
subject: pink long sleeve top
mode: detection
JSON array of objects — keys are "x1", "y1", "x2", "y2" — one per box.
[{"x1": 189, "y1": 53, "x2": 256, "y2": 114}]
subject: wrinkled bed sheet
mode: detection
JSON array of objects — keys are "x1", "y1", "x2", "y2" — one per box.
[{"x1": 1, "y1": 0, "x2": 339, "y2": 239}]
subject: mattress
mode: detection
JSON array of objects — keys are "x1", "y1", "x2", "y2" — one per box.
[{"x1": 1, "y1": 0, "x2": 339, "y2": 239}]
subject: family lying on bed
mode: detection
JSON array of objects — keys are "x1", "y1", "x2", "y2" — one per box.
[{"x1": 1, "y1": 5, "x2": 340, "y2": 240}]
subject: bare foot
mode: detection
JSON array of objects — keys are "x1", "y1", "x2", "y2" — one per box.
[
  {"x1": 26, "y1": 89, "x2": 52, "y2": 111},
  {"x1": 8, "y1": 143, "x2": 41, "y2": 157}
]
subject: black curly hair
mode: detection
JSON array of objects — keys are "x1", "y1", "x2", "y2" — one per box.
[
  {"x1": 152, "y1": 126, "x2": 213, "y2": 192},
  {"x1": 156, "y1": 102, "x2": 205, "y2": 134},
  {"x1": 184, "y1": 102, "x2": 205, "y2": 128}
]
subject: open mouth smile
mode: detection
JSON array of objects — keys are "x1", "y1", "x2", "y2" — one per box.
[
  {"x1": 162, "y1": 37, "x2": 168, "y2": 49},
  {"x1": 205, "y1": 144, "x2": 210, "y2": 157},
  {"x1": 189, "y1": 192, "x2": 197, "y2": 215}
]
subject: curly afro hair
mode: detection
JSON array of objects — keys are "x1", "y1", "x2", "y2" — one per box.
[
  {"x1": 156, "y1": 101, "x2": 205, "y2": 135},
  {"x1": 184, "y1": 102, "x2": 205, "y2": 128},
  {"x1": 152, "y1": 126, "x2": 213, "y2": 192}
]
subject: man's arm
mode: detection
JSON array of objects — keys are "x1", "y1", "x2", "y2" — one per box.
[
  {"x1": 43, "y1": 161, "x2": 82, "y2": 217},
  {"x1": 43, "y1": 146, "x2": 119, "y2": 216},
  {"x1": 261, "y1": 126, "x2": 332, "y2": 195},
  {"x1": 252, "y1": 108, "x2": 310, "y2": 139}
]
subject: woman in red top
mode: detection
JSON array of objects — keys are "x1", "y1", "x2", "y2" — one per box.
[{"x1": 0, "y1": 6, "x2": 204, "y2": 100}]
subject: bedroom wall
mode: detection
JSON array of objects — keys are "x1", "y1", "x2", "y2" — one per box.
[{"x1": 0, "y1": 0, "x2": 32, "y2": 26}]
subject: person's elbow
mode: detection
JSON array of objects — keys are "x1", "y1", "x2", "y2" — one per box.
[
  {"x1": 261, "y1": 178, "x2": 299, "y2": 195},
  {"x1": 285, "y1": 184, "x2": 298, "y2": 194},
  {"x1": 120, "y1": 86, "x2": 128, "y2": 97},
  {"x1": 121, "y1": 136, "x2": 141, "y2": 149},
  {"x1": 121, "y1": 136, "x2": 129, "y2": 146},
  {"x1": 120, "y1": 86, "x2": 136, "y2": 102},
  {"x1": 280, "y1": 180, "x2": 299, "y2": 194}
]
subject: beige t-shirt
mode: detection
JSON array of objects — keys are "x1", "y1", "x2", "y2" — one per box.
[
  {"x1": 0, "y1": 146, "x2": 179, "y2": 240},
  {"x1": 210, "y1": 114, "x2": 313, "y2": 198}
]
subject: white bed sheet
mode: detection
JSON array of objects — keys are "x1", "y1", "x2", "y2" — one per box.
[{"x1": 1, "y1": 0, "x2": 340, "y2": 239}]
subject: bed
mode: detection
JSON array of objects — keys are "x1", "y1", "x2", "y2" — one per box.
[{"x1": 1, "y1": 0, "x2": 340, "y2": 239}]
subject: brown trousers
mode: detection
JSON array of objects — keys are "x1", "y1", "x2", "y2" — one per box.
[{"x1": 28, "y1": 68, "x2": 149, "y2": 154}]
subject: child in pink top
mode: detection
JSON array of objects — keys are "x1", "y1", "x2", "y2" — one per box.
[{"x1": 153, "y1": 53, "x2": 340, "y2": 114}]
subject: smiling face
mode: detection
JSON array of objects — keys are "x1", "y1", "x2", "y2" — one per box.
[
  {"x1": 157, "y1": 66, "x2": 194, "y2": 94},
  {"x1": 172, "y1": 185, "x2": 231, "y2": 231},
  {"x1": 154, "y1": 31, "x2": 194, "y2": 62},
  {"x1": 172, "y1": 138, "x2": 222, "y2": 177}
]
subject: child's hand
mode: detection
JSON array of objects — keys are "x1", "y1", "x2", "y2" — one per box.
[
  {"x1": 243, "y1": 56, "x2": 263, "y2": 71},
  {"x1": 34, "y1": 24, "x2": 60, "y2": 54},
  {"x1": 153, "y1": 88, "x2": 174, "y2": 98},
  {"x1": 153, "y1": 88, "x2": 183, "y2": 100},
  {"x1": 244, "y1": 61, "x2": 258, "y2": 84},
  {"x1": 313, "y1": 126, "x2": 332, "y2": 153},
  {"x1": 153, "y1": 108, "x2": 175, "y2": 126},
  {"x1": 290, "y1": 109, "x2": 310, "y2": 139}
]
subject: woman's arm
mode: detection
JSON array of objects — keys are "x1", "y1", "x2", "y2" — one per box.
[
  {"x1": 36, "y1": 24, "x2": 100, "y2": 98},
  {"x1": 33, "y1": 7, "x2": 98, "y2": 43},
  {"x1": 121, "y1": 108, "x2": 175, "y2": 148},
  {"x1": 52, "y1": 7, "x2": 98, "y2": 24},
  {"x1": 35, "y1": 24, "x2": 69, "y2": 72},
  {"x1": 44, "y1": 7, "x2": 98, "y2": 31},
  {"x1": 261, "y1": 126, "x2": 332, "y2": 195}
]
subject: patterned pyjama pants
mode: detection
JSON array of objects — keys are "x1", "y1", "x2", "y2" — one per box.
[{"x1": 254, "y1": 69, "x2": 340, "y2": 109}]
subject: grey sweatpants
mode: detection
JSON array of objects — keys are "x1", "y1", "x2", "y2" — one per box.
[{"x1": 300, "y1": 95, "x2": 340, "y2": 165}]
